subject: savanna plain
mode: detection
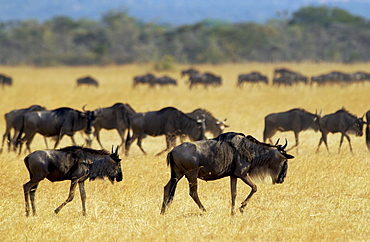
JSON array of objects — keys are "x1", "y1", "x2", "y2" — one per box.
[{"x1": 0, "y1": 62, "x2": 369, "y2": 241}]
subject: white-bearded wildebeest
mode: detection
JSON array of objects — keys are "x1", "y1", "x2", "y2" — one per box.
[
  {"x1": 366, "y1": 110, "x2": 370, "y2": 150},
  {"x1": 263, "y1": 108, "x2": 321, "y2": 152},
  {"x1": 87, "y1": 102, "x2": 136, "y2": 150},
  {"x1": 237, "y1": 72, "x2": 268, "y2": 87},
  {"x1": 1, "y1": 105, "x2": 46, "y2": 153},
  {"x1": 188, "y1": 72, "x2": 222, "y2": 89},
  {"x1": 160, "y1": 132, "x2": 294, "y2": 215},
  {"x1": 182, "y1": 108, "x2": 228, "y2": 141},
  {"x1": 316, "y1": 108, "x2": 365, "y2": 153},
  {"x1": 273, "y1": 68, "x2": 308, "y2": 85},
  {"x1": 133, "y1": 73, "x2": 155, "y2": 87},
  {"x1": 16, "y1": 107, "x2": 99, "y2": 154},
  {"x1": 125, "y1": 107, "x2": 206, "y2": 156},
  {"x1": 76, "y1": 76, "x2": 99, "y2": 87},
  {"x1": 181, "y1": 68, "x2": 200, "y2": 78},
  {"x1": 23, "y1": 145, "x2": 122, "y2": 216}
]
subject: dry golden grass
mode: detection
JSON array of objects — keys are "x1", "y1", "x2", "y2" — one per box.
[{"x1": 0, "y1": 62, "x2": 369, "y2": 241}]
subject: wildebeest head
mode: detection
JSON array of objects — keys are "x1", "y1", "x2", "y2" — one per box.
[
  {"x1": 82, "y1": 105, "x2": 102, "y2": 135},
  {"x1": 247, "y1": 138, "x2": 294, "y2": 185},
  {"x1": 351, "y1": 116, "x2": 366, "y2": 137},
  {"x1": 108, "y1": 146, "x2": 123, "y2": 183}
]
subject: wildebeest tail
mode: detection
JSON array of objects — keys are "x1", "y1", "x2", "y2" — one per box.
[{"x1": 166, "y1": 151, "x2": 174, "y2": 167}]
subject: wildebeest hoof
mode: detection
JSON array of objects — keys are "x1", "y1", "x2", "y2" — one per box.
[{"x1": 239, "y1": 207, "x2": 244, "y2": 213}]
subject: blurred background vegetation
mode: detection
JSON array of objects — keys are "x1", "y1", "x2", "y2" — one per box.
[{"x1": 0, "y1": 6, "x2": 369, "y2": 66}]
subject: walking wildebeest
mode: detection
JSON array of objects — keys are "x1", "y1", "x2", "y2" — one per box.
[
  {"x1": 263, "y1": 108, "x2": 321, "y2": 151},
  {"x1": 125, "y1": 107, "x2": 206, "y2": 156},
  {"x1": 1, "y1": 105, "x2": 46, "y2": 153},
  {"x1": 88, "y1": 103, "x2": 136, "y2": 149},
  {"x1": 16, "y1": 107, "x2": 99, "y2": 154},
  {"x1": 183, "y1": 108, "x2": 228, "y2": 141},
  {"x1": 237, "y1": 72, "x2": 268, "y2": 86},
  {"x1": 77, "y1": 76, "x2": 99, "y2": 87},
  {"x1": 160, "y1": 132, "x2": 294, "y2": 215},
  {"x1": 316, "y1": 108, "x2": 365, "y2": 153},
  {"x1": 0, "y1": 73, "x2": 12, "y2": 87},
  {"x1": 133, "y1": 73, "x2": 155, "y2": 87},
  {"x1": 188, "y1": 72, "x2": 222, "y2": 89},
  {"x1": 153, "y1": 76, "x2": 177, "y2": 87},
  {"x1": 273, "y1": 68, "x2": 308, "y2": 85},
  {"x1": 366, "y1": 110, "x2": 370, "y2": 150},
  {"x1": 23, "y1": 145, "x2": 122, "y2": 216}
]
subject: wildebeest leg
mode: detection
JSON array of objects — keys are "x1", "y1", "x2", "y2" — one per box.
[
  {"x1": 54, "y1": 180, "x2": 78, "y2": 214},
  {"x1": 1, "y1": 128, "x2": 11, "y2": 153},
  {"x1": 339, "y1": 133, "x2": 352, "y2": 153},
  {"x1": 230, "y1": 176, "x2": 237, "y2": 215},
  {"x1": 94, "y1": 129, "x2": 105, "y2": 149},
  {"x1": 125, "y1": 133, "x2": 138, "y2": 156},
  {"x1": 161, "y1": 174, "x2": 183, "y2": 214},
  {"x1": 156, "y1": 135, "x2": 175, "y2": 156},
  {"x1": 69, "y1": 135, "x2": 77, "y2": 146},
  {"x1": 116, "y1": 128, "x2": 125, "y2": 149},
  {"x1": 185, "y1": 170, "x2": 206, "y2": 212},
  {"x1": 136, "y1": 135, "x2": 147, "y2": 155},
  {"x1": 316, "y1": 132, "x2": 330, "y2": 153},
  {"x1": 287, "y1": 132, "x2": 299, "y2": 152},
  {"x1": 23, "y1": 180, "x2": 41, "y2": 217},
  {"x1": 238, "y1": 175, "x2": 257, "y2": 213},
  {"x1": 78, "y1": 182, "x2": 87, "y2": 216}
]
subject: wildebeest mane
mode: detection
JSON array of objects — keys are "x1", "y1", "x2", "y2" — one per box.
[
  {"x1": 59, "y1": 146, "x2": 110, "y2": 156},
  {"x1": 52, "y1": 107, "x2": 75, "y2": 115},
  {"x1": 335, "y1": 108, "x2": 358, "y2": 119}
]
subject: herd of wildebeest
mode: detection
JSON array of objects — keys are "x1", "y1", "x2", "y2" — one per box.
[
  {"x1": 2, "y1": 67, "x2": 370, "y2": 217},
  {"x1": 2, "y1": 67, "x2": 370, "y2": 88}
]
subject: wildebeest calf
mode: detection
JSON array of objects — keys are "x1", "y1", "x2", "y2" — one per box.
[
  {"x1": 161, "y1": 132, "x2": 294, "y2": 215},
  {"x1": 23, "y1": 146, "x2": 122, "y2": 216}
]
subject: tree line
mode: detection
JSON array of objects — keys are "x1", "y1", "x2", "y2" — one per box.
[{"x1": 0, "y1": 6, "x2": 369, "y2": 66}]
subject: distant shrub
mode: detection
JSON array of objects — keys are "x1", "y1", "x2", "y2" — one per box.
[{"x1": 153, "y1": 55, "x2": 176, "y2": 71}]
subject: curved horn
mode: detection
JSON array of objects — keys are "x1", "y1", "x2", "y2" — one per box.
[
  {"x1": 281, "y1": 138, "x2": 288, "y2": 150},
  {"x1": 274, "y1": 138, "x2": 280, "y2": 146},
  {"x1": 82, "y1": 104, "x2": 87, "y2": 112},
  {"x1": 111, "y1": 145, "x2": 114, "y2": 154},
  {"x1": 115, "y1": 145, "x2": 119, "y2": 154}
]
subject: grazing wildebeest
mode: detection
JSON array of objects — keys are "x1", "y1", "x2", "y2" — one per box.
[
  {"x1": 160, "y1": 132, "x2": 294, "y2": 215},
  {"x1": 0, "y1": 74, "x2": 12, "y2": 87},
  {"x1": 366, "y1": 110, "x2": 370, "y2": 150},
  {"x1": 77, "y1": 76, "x2": 99, "y2": 87},
  {"x1": 263, "y1": 108, "x2": 321, "y2": 151},
  {"x1": 133, "y1": 73, "x2": 155, "y2": 87},
  {"x1": 184, "y1": 108, "x2": 228, "y2": 141},
  {"x1": 181, "y1": 68, "x2": 200, "y2": 78},
  {"x1": 1, "y1": 105, "x2": 46, "y2": 153},
  {"x1": 88, "y1": 103, "x2": 136, "y2": 149},
  {"x1": 316, "y1": 108, "x2": 365, "y2": 153},
  {"x1": 17, "y1": 107, "x2": 99, "y2": 154},
  {"x1": 188, "y1": 72, "x2": 222, "y2": 89},
  {"x1": 237, "y1": 72, "x2": 268, "y2": 86},
  {"x1": 125, "y1": 107, "x2": 206, "y2": 156},
  {"x1": 23, "y1": 145, "x2": 122, "y2": 216},
  {"x1": 311, "y1": 71, "x2": 351, "y2": 86}
]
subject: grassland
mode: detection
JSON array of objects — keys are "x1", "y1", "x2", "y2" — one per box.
[{"x1": 0, "y1": 62, "x2": 369, "y2": 241}]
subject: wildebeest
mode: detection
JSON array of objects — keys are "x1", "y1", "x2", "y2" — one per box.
[
  {"x1": 0, "y1": 74, "x2": 12, "y2": 87},
  {"x1": 77, "y1": 76, "x2": 99, "y2": 87},
  {"x1": 184, "y1": 108, "x2": 228, "y2": 140},
  {"x1": 311, "y1": 71, "x2": 351, "y2": 86},
  {"x1": 366, "y1": 110, "x2": 370, "y2": 150},
  {"x1": 23, "y1": 145, "x2": 122, "y2": 216},
  {"x1": 160, "y1": 132, "x2": 294, "y2": 215},
  {"x1": 263, "y1": 108, "x2": 321, "y2": 151},
  {"x1": 188, "y1": 72, "x2": 222, "y2": 89},
  {"x1": 237, "y1": 72, "x2": 268, "y2": 86},
  {"x1": 16, "y1": 107, "x2": 99, "y2": 154},
  {"x1": 153, "y1": 76, "x2": 177, "y2": 87},
  {"x1": 273, "y1": 68, "x2": 308, "y2": 85},
  {"x1": 133, "y1": 73, "x2": 155, "y2": 87},
  {"x1": 1, "y1": 105, "x2": 46, "y2": 153},
  {"x1": 316, "y1": 108, "x2": 365, "y2": 153},
  {"x1": 88, "y1": 103, "x2": 136, "y2": 149},
  {"x1": 125, "y1": 107, "x2": 206, "y2": 156}
]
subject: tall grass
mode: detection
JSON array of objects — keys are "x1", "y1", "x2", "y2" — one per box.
[{"x1": 0, "y1": 63, "x2": 369, "y2": 241}]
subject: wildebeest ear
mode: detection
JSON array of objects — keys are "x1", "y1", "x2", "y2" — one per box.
[{"x1": 283, "y1": 153, "x2": 294, "y2": 159}]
